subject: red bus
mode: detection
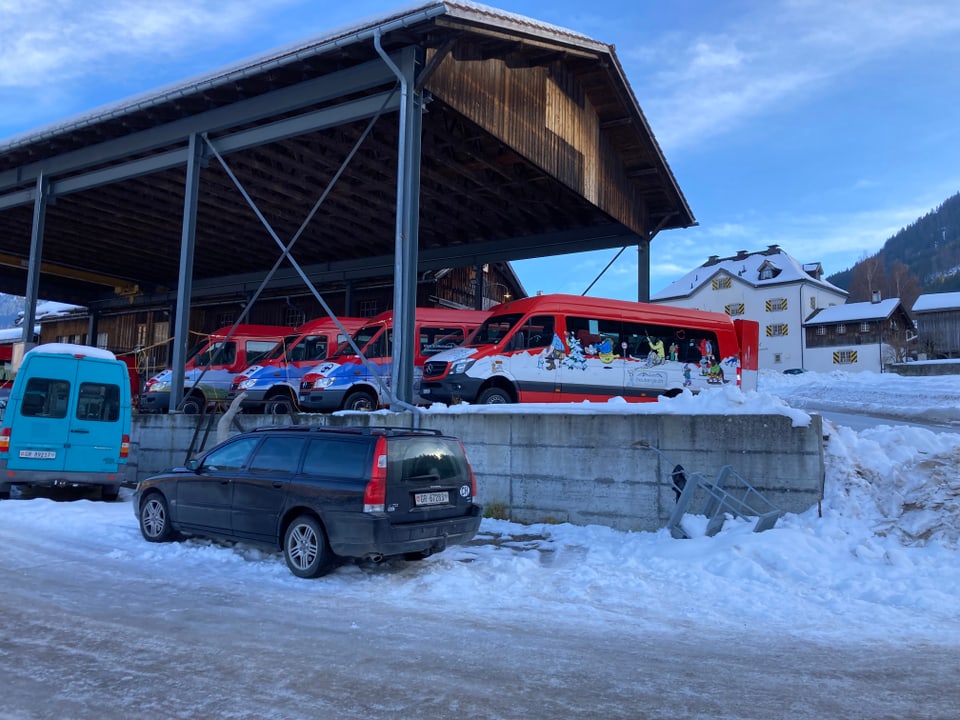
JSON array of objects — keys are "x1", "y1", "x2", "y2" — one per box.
[{"x1": 419, "y1": 294, "x2": 759, "y2": 405}]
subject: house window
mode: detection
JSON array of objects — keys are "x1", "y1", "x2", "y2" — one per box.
[
  {"x1": 816, "y1": 326, "x2": 826, "y2": 336},
  {"x1": 724, "y1": 303, "x2": 744, "y2": 316},
  {"x1": 859, "y1": 321, "x2": 871, "y2": 332},
  {"x1": 96, "y1": 332, "x2": 109, "y2": 350},
  {"x1": 773, "y1": 353, "x2": 782, "y2": 364},
  {"x1": 216, "y1": 312, "x2": 235, "y2": 327},
  {"x1": 359, "y1": 299, "x2": 379, "y2": 317},
  {"x1": 836, "y1": 324, "x2": 846, "y2": 335},
  {"x1": 834, "y1": 350, "x2": 858, "y2": 365},
  {"x1": 766, "y1": 324, "x2": 788, "y2": 337},
  {"x1": 759, "y1": 267, "x2": 774, "y2": 280},
  {"x1": 765, "y1": 298, "x2": 788, "y2": 312},
  {"x1": 810, "y1": 297, "x2": 817, "y2": 310},
  {"x1": 712, "y1": 276, "x2": 732, "y2": 290}
]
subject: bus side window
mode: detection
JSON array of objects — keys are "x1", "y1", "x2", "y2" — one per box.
[{"x1": 525, "y1": 316, "x2": 555, "y2": 348}]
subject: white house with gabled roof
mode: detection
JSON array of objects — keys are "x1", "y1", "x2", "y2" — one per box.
[
  {"x1": 803, "y1": 297, "x2": 914, "y2": 372},
  {"x1": 650, "y1": 245, "x2": 848, "y2": 370}
]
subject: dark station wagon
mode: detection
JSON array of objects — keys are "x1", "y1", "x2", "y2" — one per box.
[{"x1": 134, "y1": 425, "x2": 483, "y2": 578}]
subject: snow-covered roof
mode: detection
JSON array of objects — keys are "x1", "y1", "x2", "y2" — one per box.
[
  {"x1": 651, "y1": 246, "x2": 846, "y2": 301},
  {"x1": 912, "y1": 291, "x2": 960, "y2": 313},
  {"x1": 15, "y1": 301, "x2": 87, "y2": 325},
  {"x1": 803, "y1": 298, "x2": 903, "y2": 325}
]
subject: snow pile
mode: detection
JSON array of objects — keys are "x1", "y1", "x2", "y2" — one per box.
[{"x1": 822, "y1": 422, "x2": 960, "y2": 548}]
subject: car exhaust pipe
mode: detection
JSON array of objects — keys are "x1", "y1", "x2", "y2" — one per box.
[{"x1": 366, "y1": 553, "x2": 384, "y2": 564}]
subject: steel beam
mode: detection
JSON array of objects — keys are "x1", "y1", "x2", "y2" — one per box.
[
  {"x1": 0, "y1": 56, "x2": 401, "y2": 193},
  {"x1": 20, "y1": 174, "x2": 48, "y2": 347},
  {"x1": 169, "y1": 134, "x2": 204, "y2": 412}
]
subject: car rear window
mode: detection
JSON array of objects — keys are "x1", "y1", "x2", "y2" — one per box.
[
  {"x1": 388, "y1": 437, "x2": 467, "y2": 482},
  {"x1": 302, "y1": 438, "x2": 370, "y2": 480}
]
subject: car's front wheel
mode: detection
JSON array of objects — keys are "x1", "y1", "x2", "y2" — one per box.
[
  {"x1": 283, "y1": 515, "x2": 334, "y2": 578},
  {"x1": 139, "y1": 492, "x2": 177, "y2": 542}
]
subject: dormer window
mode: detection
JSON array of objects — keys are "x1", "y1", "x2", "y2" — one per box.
[{"x1": 757, "y1": 260, "x2": 780, "y2": 281}]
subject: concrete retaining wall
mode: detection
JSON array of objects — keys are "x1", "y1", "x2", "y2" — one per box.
[
  {"x1": 889, "y1": 361, "x2": 960, "y2": 376},
  {"x1": 128, "y1": 411, "x2": 824, "y2": 533}
]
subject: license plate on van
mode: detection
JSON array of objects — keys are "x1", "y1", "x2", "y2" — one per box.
[
  {"x1": 19, "y1": 450, "x2": 56, "y2": 459},
  {"x1": 414, "y1": 491, "x2": 449, "y2": 506}
]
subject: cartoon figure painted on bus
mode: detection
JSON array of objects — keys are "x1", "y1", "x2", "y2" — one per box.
[
  {"x1": 708, "y1": 359, "x2": 724, "y2": 384},
  {"x1": 597, "y1": 338, "x2": 617, "y2": 364},
  {"x1": 668, "y1": 342, "x2": 679, "y2": 362},
  {"x1": 683, "y1": 364, "x2": 693, "y2": 387},
  {"x1": 538, "y1": 334, "x2": 567, "y2": 371}
]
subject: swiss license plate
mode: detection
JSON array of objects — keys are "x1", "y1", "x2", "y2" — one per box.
[
  {"x1": 19, "y1": 450, "x2": 56, "y2": 459},
  {"x1": 414, "y1": 491, "x2": 449, "y2": 506}
]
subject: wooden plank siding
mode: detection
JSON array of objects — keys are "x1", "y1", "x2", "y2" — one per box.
[{"x1": 428, "y1": 54, "x2": 647, "y2": 236}]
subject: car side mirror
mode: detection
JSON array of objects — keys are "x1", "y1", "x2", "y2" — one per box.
[{"x1": 185, "y1": 459, "x2": 201, "y2": 472}]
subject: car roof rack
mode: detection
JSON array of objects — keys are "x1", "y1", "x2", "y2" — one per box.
[{"x1": 249, "y1": 425, "x2": 443, "y2": 436}]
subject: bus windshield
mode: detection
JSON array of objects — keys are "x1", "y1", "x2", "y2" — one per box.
[
  {"x1": 467, "y1": 314, "x2": 524, "y2": 346},
  {"x1": 332, "y1": 324, "x2": 382, "y2": 358}
]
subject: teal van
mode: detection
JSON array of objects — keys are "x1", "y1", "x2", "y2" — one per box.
[{"x1": 0, "y1": 343, "x2": 132, "y2": 500}]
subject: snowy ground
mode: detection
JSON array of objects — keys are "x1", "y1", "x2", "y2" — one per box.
[{"x1": 1, "y1": 369, "x2": 959, "y2": 718}]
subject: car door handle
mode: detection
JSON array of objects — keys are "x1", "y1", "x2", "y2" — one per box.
[
  {"x1": 70, "y1": 429, "x2": 90, "y2": 434},
  {"x1": 272, "y1": 482, "x2": 284, "y2": 488}
]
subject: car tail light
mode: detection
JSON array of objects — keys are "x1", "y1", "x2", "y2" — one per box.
[
  {"x1": 120, "y1": 434, "x2": 130, "y2": 460},
  {"x1": 459, "y1": 440, "x2": 477, "y2": 500},
  {"x1": 0, "y1": 427, "x2": 10, "y2": 454},
  {"x1": 363, "y1": 436, "x2": 388, "y2": 513}
]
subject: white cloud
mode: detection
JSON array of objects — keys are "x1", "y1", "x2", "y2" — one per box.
[
  {"x1": 0, "y1": 0, "x2": 293, "y2": 88},
  {"x1": 626, "y1": 0, "x2": 960, "y2": 151}
]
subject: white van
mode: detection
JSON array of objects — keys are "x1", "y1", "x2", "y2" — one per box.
[{"x1": 0, "y1": 343, "x2": 132, "y2": 500}]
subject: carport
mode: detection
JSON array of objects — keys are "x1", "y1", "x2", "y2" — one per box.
[{"x1": 0, "y1": 1, "x2": 694, "y2": 409}]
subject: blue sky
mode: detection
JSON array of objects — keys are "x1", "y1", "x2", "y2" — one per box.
[{"x1": 3, "y1": 0, "x2": 959, "y2": 300}]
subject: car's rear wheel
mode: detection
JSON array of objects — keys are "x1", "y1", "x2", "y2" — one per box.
[
  {"x1": 343, "y1": 389, "x2": 377, "y2": 412},
  {"x1": 139, "y1": 492, "x2": 176, "y2": 542},
  {"x1": 477, "y1": 386, "x2": 513, "y2": 404},
  {"x1": 283, "y1": 515, "x2": 334, "y2": 578}
]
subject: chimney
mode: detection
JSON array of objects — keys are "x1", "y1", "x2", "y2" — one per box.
[
  {"x1": 735, "y1": 250, "x2": 749, "y2": 259},
  {"x1": 871, "y1": 290, "x2": 882, "y2": 304}
]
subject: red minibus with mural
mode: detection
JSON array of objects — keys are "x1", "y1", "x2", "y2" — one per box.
[{"x1": 419, "y1": 294, "x2": 759, "y2": 405}]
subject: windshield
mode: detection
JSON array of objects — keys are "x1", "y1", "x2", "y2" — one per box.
[
  {"x1": 468, "y1": 314, "x2": 524, "y2": 346},
  {"x1": 193, "y1": 341, "x2": 236, "y2": 367},
  {"x1": 263, "y1": 334, "x2": 301, "y2": 362},
  {"x1": 332, "y1": 324, "x2": 382, "y2": 358}
]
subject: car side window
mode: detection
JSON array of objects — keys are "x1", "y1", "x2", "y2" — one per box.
[
  {"x1": 248, "y1": 437, "x2": 305, "y2": 474},
  {"x1": 302, "y1": 439, "x2": 370, "y2": 480},
  {"x1": 201, "y1": 437, "x2": 260, "y2": 472}
]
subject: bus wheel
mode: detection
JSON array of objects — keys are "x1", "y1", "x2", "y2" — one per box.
[
  {"x1": 264, "y1": 397, "x2": 293, "y2": 415},
  {"x1": 343, "y1": 390, "x2": 377, "y2": 412},
  {"x1": 477, "y1": 387, "x2": 512, "y2": 404},
  {"x1": 179, "y1": 395, "x2": 204, "y2": 414}
]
